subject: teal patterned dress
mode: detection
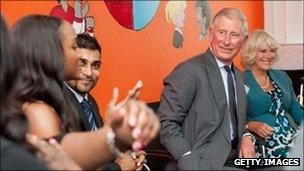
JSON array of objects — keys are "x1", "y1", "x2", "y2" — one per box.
[{"x1": 255, "y1": 81, "x2": 297, "y2": 158}]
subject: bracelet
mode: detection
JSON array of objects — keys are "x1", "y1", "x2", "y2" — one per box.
[
  {"x1": 106, "y1": 127, "x2": 122, "y2": 157},
  {"x1": 243, "y1": 133, "x2": 256, "y2": 145}
]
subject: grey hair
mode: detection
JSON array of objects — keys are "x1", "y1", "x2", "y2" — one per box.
[{"x1": 211, "y1": 8, "x2": 248, "y2": 36}]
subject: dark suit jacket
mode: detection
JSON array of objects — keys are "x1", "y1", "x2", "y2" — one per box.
[
  {"x1": 63, "y1": 84, "x2": 121, "y2": 171},
  {"x1": 173, "y1": 29, "x2": 183, "y2": 49},
  {"x1": 63, "y1": 84, "x2": 103, "y2": 131},
  {"x1": 158, "y1": 48, "x2": 247, "y2": 170}
]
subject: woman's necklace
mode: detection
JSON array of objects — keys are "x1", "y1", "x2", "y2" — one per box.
[{"x1": 261, "y1": 75, "x2": 269, "y2": 89}]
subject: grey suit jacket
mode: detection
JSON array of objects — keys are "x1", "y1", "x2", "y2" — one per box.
[{"x1": 158, "y1": 49, "x2": 247, "y2": 170}]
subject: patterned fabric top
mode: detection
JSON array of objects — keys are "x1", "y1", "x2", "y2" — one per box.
[{"x1": 255, "y1": 81, "x2": 297, "y2": 158}]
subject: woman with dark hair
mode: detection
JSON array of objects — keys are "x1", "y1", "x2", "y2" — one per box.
[
  {"x1": 0, "y1": 14, "x2": 82, "y2": 170},
  {"x1": 5, "y1": 14, "x2": 159, "y2": 170},
  {"x1": 10, "y1": 14, "x2": 80, "y2": 138}
]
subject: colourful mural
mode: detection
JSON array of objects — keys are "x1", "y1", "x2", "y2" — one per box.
[
  {"x1": 165, "y1": 0, "x2": 211, "y2": 48},
  {"x1": 104, "y1": 0, "x2": 160, "y2": 31},
  {"x1": 1, "y1": 0, "x2": 265, "y2": 113},
  {"x1": 50, "y1": 0, "x2": 95, "y2": 36}
]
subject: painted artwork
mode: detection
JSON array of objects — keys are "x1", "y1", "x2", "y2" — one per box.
[
  {"x1": 196, "y1": 0, "x2": 211, "y2": 42},
  {"x1": 50, "y1": 0, "x2": 95, "y2": 36},
  {"x1": 104, "y1": 0, "x2": 160, "y2": 31},
  {"x1": 165, "y1": 1, "x2": 187, "y2": 49},
  {"x1": 165, "y1": 0, "x2": 211, "y2": 49}
]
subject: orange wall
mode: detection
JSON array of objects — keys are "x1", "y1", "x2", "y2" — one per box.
[{"x1": 1, "y1": 1, "x2": 264, "y2": 116}]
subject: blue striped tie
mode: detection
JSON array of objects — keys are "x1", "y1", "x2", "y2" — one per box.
[{"x1": 81, "y1": 99, "x2": 97, "y2": 131}]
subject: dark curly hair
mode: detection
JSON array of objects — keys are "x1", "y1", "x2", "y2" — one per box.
[{"x1": 1, "y1": 15, "x2": 80, "y2": 143}]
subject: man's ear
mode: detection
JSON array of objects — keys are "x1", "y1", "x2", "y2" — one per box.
[
  {"x1": 241, "y1": 35, "x2": 249, "y2": 48},
  {"x1": 207, "y1": 27, "x2": 213, "y2": 41}
]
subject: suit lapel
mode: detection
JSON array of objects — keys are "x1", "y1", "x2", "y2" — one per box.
[
  {"x1": 88, "y1": 95, "x2": 104, "y2": 128},
  {"x1": 234, "y1": 68, "x2": 246, "y2": 138},
  {"x1": 63, "y1": 85, "x2": 91, "y2": 131},
  {"x1": 204, "y1": 50, "x2": 231, "y2": 144}
]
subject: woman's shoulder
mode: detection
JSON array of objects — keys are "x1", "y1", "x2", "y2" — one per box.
[
  {"x1": 243, "y1": 70, "x2": 252, "y2": 77},
  {"x1": 22, "y1": 101, "x2": 61, "y2": 138},
  {"x1": 269, "y1": 70, "x2": 291, "y2": 83},
  {"x1": 22, "y1": 101, "x2": 57, "y2": 117},
  {"x1": 269, "y1": 69, "x2": 287, "y2": 76},
  {"x1": 243, "y1": 70, "x2": 255, "y2": 84}
]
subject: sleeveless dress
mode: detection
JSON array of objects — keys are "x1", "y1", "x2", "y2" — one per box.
[{"x1": 255, "y1": 82, "x2": 297, "y2": 158}]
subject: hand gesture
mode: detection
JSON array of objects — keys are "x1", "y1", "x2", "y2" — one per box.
[
  {"x1": 104, "y1": 81, "x2": 160, "y2": 151},
  {"x1": 116, "y1": 80, "x2": 142, "y2": 109}
]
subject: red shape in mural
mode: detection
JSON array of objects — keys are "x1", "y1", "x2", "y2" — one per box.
[
  {"x1": 104, "y1": 1, "x2": 133, "y2": 29},
  {"x1": 104, "y1": 0, "x2": 160, "y2": 31}
]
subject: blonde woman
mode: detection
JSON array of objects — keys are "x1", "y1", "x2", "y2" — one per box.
[{"x1": 241, "y1": 29, "x2": 303, "y2": 158}]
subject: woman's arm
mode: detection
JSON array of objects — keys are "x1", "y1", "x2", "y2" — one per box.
[
  {"x1": 61, "y1": 87, "x2": 159, "y2": 170},
  {"x1": 60, "y1": 100, "x2": 159, "y2": 170},
  {"x1": 23, "y1": 87, "x2": 159, "y2": 170},
  {"x1": 245, "y1": 121, "x2": 274, "y2": 139},
  {"x1": 60, "y1": 126, "x2": 115, "y2": 170}
]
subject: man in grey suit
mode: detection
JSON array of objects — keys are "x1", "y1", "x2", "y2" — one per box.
[{"x1": 158, "y1": 8, "x2": 255, "y2": 170}]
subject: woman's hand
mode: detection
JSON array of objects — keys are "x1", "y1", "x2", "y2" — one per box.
[
  {"x1": 104, "y1": 81, "x2": 160, "y2": 152},
  {"x1": 246, "y1": 121, "x2": 274, "y2": 139}
]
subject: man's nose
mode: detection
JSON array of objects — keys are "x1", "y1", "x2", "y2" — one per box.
[
  {"x1": 223, "y1": 35, "x2": 231, "y2": 45},
  {"x1": 82, "y1": 66, "x2": 92, "y2": 77}
]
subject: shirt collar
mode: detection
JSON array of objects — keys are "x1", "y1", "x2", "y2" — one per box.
[
  {"x1": 64, "y1": 82, "x2": 88, "y2": 103},
  {"x1": 210, "y1": 47, "x2": 234, "y2": 73}
]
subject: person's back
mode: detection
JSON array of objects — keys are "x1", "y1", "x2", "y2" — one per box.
[{"x1": 1, "y1": 136, "x2": 47, "y2": 170}]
